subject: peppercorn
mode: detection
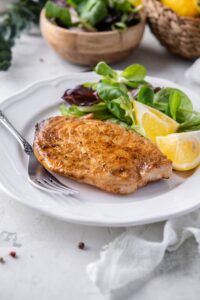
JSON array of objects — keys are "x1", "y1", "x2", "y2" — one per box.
[
  {"x1": 9, "y1": 251, "x2": 17, "y2": 258},
  {"x1": 78, "y1": 242, "x2": 85, "y2": 250},
  {"x1": 0, "y1": 257, "x2": 5, "y2": 263}
]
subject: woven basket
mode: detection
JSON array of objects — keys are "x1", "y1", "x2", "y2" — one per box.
[{"x1": 143, "y1": 0, "x2": 200, "y2": 59}]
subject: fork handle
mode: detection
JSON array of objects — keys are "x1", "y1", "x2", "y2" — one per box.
[{"x1": 0, "y1": 110, "x2": 33, "y2": 156}]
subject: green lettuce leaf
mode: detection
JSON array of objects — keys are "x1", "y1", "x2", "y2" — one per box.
[
  {"x1": 45, "y1": 1, "x2": 71, "y2": 27},
  {"x1": 78, "y1": 0, "x2": 107, "y2": 26}
]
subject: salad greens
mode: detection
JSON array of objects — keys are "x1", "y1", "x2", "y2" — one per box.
[
  {"x1": 60, "y1": 61, "x2": 200, "y2": 133},
  {"x1": 137, "y1": 86, "x2": 154, "y2": 106},
  {"x1": 121, "y1": 64, "x2": 147, "y2": 81},
  {"x1": 45, "y1": 0, "x2": 142, "y2": 31},
  {"x1": 45, "y1": 1, "x2": 72, "y2": 27},
  {"x1": 76, "y1": 0, "x2": 108, "y2": 26},
  {"x1": 153, "y1": 88, "x2": 193, "y2": 122}
]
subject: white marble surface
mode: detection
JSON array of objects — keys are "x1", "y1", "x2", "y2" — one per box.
[{"x1": 0, "y1": 26, "x2": 200, "y2": 300}]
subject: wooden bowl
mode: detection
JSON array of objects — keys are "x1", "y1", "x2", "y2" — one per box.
[{"x1": 40, "y1": 9, "x2": 146, "y2": 65}]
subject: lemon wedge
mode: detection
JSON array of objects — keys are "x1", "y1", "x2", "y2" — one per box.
[
  {"x1": 156, "y1": 131, "x2": 200, "y2": 171},
  {"x1": 133, "y1": 101, "x2": 179, "y2": 143},
  {"x1": 161, "y1": 0, "x2": 200, "y2": 17}
]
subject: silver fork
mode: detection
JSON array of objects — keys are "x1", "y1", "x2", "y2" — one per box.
[{"x1": 0, "y1": 111, "x2": 78, "y2": 196}]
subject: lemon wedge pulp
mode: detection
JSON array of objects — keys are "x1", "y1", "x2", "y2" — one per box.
[
  {"x1": 133, "y1": 101, "x2": 179, "y2": 143},
  {"x1": 161, "y1": 0, "x2": 200, "y2": 17},
  {"x1": 156, "y1": 131, "x2": 200, "y2": 171}
]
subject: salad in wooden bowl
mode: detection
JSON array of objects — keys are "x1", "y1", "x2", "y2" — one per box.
[{"x1": 40, "y1": 0, "x2": 146, "y2": 65}]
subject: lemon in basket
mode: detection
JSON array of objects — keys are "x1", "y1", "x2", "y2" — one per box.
[
  {"x1": 129, "y1": 0, "x2": 142, "y2": 6},
  {"x1": 156, "y1": 131, "x2": 200, "y2": 171},
  {"x1": 133, "y1": 101, "x2": 179, "y2": 143},
  {"x1": 161, "y1": 0, "x2": 200, "y2": 17}
]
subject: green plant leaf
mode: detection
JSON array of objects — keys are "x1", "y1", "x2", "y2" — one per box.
[
  {"x1": 45, "y1": 1, "x2": 71, "y2": 27},
  {"x1": 112, "y1": 21, "x2": 127, "y2": 31},
  {"x1": 179, "y1": 111, "x2": 200, "y2": 132},
  {"x1": 97, "y1": 81, "x2": 126, "y2": 101},
  {"x1": 125, "y1": 80, "x2": 149, "y2": 89},
  {"x1": 154, "y1": 88, "x2": 193, "y2": 123},
  {"x1": 168, "y1": 90, "x2": 181, "y2": 121},
  {"x1": 107, "y1": 97, "x2": 132, "y2": 124},
  {"x1": 121, "y1": 64, "x2": 147, "y2": 81},
  {"x1": 95, "y1": 61, "x2": 118, "y2": 79},
  {"x1": 77, "y1": 102, "x2": 107, "y2": 112},
  {"x1": 60, "y1": 103, "x2": 113, "y2": 120},
  {"x1": 96, "y1": 81, "x2": 134, "y2": 124},
  {"x1": 78, "y1": 0, "x2": 107, "y2": 26},
  {"x1": 137, "y1": 86, "x2": 154, "y2": 105},
  {"x1": 67, "y1": 0, "x2": 83, "y2": 7},
  {"x1": 59, "y1": 104, "x2": 86, "y2": 117},
  {"x1": 83, "y1": 82, "x2": 98, "y2": 90},
  {"x1": 108, "y1": 0, "x2": 133, "y2": 12}
]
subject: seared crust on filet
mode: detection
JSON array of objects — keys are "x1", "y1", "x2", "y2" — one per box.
[{"x1": 33, "y1": 116, "x2": 172, "y2": 194}]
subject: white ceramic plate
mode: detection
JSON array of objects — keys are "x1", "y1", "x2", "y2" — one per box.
[{"x1": 0, "y1": 73, "x2": 200, "y2": 227}]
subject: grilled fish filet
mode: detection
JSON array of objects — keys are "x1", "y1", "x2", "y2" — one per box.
[{"x1": 33, "y1": 116, "x2": 172, "y2": 194}]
